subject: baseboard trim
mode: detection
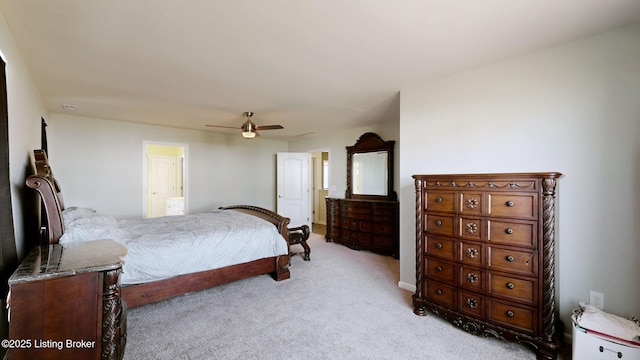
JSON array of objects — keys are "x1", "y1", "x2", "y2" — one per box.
[{"x1": 398, "y1": 281, "x2": 415, "y2": 292}]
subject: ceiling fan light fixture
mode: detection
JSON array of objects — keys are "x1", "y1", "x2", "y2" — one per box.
[
  {"x1": 241, "y1": 119, "x2": 257, "y2": 138},
  {"x1": 242, "y1": 130, "x2": 256, "y2": 138}
]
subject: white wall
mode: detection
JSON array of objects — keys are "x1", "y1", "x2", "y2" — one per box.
[
  {"x1": 0, "y1": 9, "x2": 48, "y2": 258},
  {"x1": 47, "y1": 113, "x2": 288, "y2": 219},
  {"x1": 399, "y1": 23, "x2": 640, "y2": 335}
]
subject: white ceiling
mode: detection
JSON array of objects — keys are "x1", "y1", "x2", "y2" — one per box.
[{"x1": 2, "y1": 1, "x2": 640, "y2": 140}]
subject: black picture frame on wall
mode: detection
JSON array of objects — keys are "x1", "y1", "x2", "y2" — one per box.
[{"x1": 41, "y1": 118, "x2": 47, "y2": 153}]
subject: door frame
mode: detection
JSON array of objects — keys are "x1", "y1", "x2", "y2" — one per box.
[
  {"x1": 142, "y1": 141, "x2": 188, "y2": 218},
  {"x1": 310, "y1": 149, "x2": 330, "y2": 225}
]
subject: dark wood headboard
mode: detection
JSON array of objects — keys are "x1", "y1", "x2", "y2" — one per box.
[{"x1": 26, "y1": 149, "x2": 65, "y2": 244}]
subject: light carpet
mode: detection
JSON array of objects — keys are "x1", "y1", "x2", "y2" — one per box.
[{"x1": 124, "y1": 234, "x2": 566, "y2": 359}]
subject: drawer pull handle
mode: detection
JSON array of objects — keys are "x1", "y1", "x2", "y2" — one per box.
[
  {"x1": 505, "y1": 228, "x2": 514, "y2": 234},
  {"x1": 507, "y1": 282, "x2": 515, "y2": 289},
  {"x1": 435, "y1": 220, "x2": 442, "y2": 226},
  {"x1": 435, "y1": 289, "x2": 442, "y2": 295},
  {"x1": 506, "y1": 255, "x2": 514, "y2": 262},
  {"x1": 465, "y1": 248, "x2": 479, "y2": 259},
  {"x1": 435, "y1": 266, "x2": 442, "y2": 272},
  {"x1": 466, "y1": 273, "x2": 479, "y2": 284},
  {"x1": 506, "y1": 310, "x2": 514, "y2": 317},
  {"x1": 506, "y1": 201, "x2": 514, "y2": 207},
  {"x1": 466, "y1": 298, "x2": 478, "y2": 309},
  {"x1": 436, "y1": 197, "x2": 443, "y2": 203},
  {"x1": 435, "y1": 242, "x2": 443, "y2": 249}
]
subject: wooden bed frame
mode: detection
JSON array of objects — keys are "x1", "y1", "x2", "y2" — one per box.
[{"x1": 26, "y1": 149, "x2": 291, "y2": 308}]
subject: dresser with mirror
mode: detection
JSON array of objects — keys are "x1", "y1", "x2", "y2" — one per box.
[{"x1": 325, "y1": 132, "x2": 399, "y2": 258}]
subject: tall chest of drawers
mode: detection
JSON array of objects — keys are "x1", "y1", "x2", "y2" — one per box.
[{"x1": 412, "y1": 173, "x2": 561, "y2": 360}]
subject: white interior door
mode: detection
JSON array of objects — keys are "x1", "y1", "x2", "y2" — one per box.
[
  {"x1": 277, "y1": 152, "x2": 311, "y2": 228},
  {"x1": 149, "y1": 155, "x2": 177, "y2": 218}
]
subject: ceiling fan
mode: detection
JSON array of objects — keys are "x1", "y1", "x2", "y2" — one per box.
[{"x1": 206, "y1": 112, "x2": 284, "y2": 138}]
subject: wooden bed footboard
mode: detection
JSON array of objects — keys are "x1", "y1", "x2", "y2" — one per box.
[
  {"x1": 122, "y1": 254, "x2": 290, "y2": 308},
  {"x1": 219, "y1": 204, "x2": 291, "y2": 242}
]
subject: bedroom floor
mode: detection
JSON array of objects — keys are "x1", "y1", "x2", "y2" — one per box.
[{"x1": 124, "y1": 233, "x2": 572, "y2": 359}]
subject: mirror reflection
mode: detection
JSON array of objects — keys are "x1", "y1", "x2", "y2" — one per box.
[{"x1": 352, "y1": 152, "x2": 388, "y2": 196}]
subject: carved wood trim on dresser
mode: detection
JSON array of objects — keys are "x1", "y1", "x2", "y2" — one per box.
[{"x1": 412, "y1": 173, "x2": 562, "y2": 360}]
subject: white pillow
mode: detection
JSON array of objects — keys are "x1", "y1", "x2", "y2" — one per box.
[
  {"x1": 62, "y1": 207, "x2": 98, "y2": 223},
  {"x1": 60, "y1": 207, "x2": 124, "y2": 245}
]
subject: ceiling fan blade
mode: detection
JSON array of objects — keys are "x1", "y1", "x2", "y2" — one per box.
[
  {"x1": 205, "y1": 124, "x2": 241, "y2": 129},
  {"x1": 207, "y1": 112, "x2": 281, "y2": 137},
  {"x1": 255, "y1": 125, "x2": 284, "y2": 130}
]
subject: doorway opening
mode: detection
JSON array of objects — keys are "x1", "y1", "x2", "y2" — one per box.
[
  {"x1": 311, "y1": 151, "x2": 329, "y2": 234},
  {"x1": 143, "y1": 142, "x2": 187, "y2": 218}
]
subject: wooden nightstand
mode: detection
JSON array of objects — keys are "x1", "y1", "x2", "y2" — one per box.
[{"x1": 7, "y1": 239, "x2": 127, "y2": 360}]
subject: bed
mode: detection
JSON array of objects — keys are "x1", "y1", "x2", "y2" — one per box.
[{"x1": 26, "y1": 149, "x2": 291, "y2": 308}]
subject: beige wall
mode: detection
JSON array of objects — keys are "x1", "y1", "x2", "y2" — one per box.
[
  {"x1": 399, "y1": 23, "x2": 640, "y2": 337},
  {"x1": 147, "y1": 144, "x2": 185, "y2": 157}
]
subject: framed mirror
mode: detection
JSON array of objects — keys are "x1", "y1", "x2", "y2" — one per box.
[{"x1": 346, "y1": 132, "x2": 396, "y2": 201}]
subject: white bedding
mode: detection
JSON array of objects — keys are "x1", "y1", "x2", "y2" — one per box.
[{"x1": 59, "y1": 207, "x2": 288, "y2": 284}]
